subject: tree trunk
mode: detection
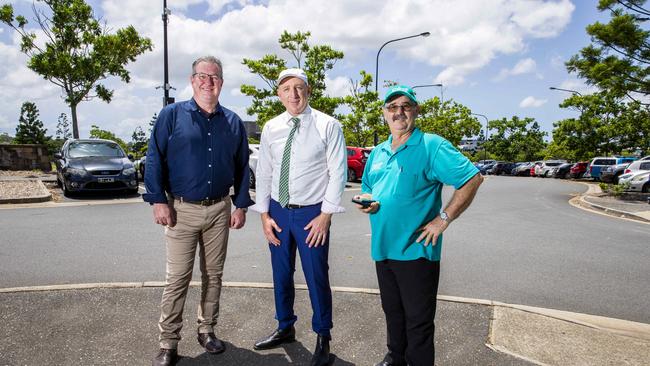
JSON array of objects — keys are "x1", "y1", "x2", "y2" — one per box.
[{"x1": 70, "y1": 103, "x2": 79, "y2": 139}]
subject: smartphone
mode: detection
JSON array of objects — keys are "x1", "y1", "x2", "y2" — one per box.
[{"x1": 351, "y1": 198, "x2": 376, "y2": 208}]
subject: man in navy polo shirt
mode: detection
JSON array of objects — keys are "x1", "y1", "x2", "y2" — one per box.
[
  {"x1": 355, "y1": 85, "x2": 482, "y2": 366},
  {"x1": 144, "y1": 56, "x2": 253, "y2": 366}
]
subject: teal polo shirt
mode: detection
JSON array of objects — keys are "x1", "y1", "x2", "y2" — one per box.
[{"x1": 361, "y1": 128, "x2": 479, "y2": 262}]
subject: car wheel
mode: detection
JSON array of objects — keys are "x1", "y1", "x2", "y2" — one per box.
[
  {"x1": 249, "y1": 168, "x2": 256, "y2": 189},
  {"x1": 642, "y1": 182, "x2": 650, "y2": 193},
  {"x1": 613, "y1": 173, "x2": 622, "y2": 185},
  {"x1": 56, "y1": 177, "x2": 62, "y2": 188},
  {"x1": 62, "y1": 179, "x2": 73, "y2": 197},
  {"x1": 347, "y1": 168, "x2": 357, "y2": 182}
]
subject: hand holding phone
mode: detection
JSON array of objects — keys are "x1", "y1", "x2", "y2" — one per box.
[{"x1": 352, "y1": 198, "x2": 376, "y2": 208}]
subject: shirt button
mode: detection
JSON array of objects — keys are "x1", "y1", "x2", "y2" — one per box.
[
  {"x1": 208, "y1": 133, "x2": 211, "y2": 136},
  {"x1": 205, "y1": 196, "x2": 209, "y2": 199},
  {"x1": 208, "y1": 181, "x2": 211, "y2": 184},
  {"x1": 208, "y1": 164, "x2": 212, "y2": 168},
  {"x1": 209, "y1": 148, "x2": 212, "y2": 151}
]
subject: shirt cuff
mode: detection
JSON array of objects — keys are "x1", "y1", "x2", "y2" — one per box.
[
  {"x1": 142, "y1": 192, "x2": 168, "y2": 204},
  {"x1": 249, "y1": 200, "x2": 269, "y2": 213},
  {"x1": 321, "y1": 200, "x2": 346, "y2": 214}
]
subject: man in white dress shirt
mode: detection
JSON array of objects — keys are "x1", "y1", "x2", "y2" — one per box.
[{"x1": 250, "y1": 68, "x2": 347, "y2": 366}]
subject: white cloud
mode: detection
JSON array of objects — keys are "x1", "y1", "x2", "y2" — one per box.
[
  {"x1": 520, "y1": 96, "x2": 547, "y2": 108},
  {"x1": 557, "y1": 79, "x2": 599, "y2": 95},
  {"x1": 326, "y1": 76, "x2": 352, "y2": 98},
  {"x1": 494, "y1": 58, "x2": 541, "y2": 81},
  {"x1": 0, "y1": 0, "x2": 577, "y2": 140}
]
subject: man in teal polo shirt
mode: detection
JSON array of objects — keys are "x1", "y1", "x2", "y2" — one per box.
[{"x1": 354, "y1": 85, "x2": 482, "y2": 366}]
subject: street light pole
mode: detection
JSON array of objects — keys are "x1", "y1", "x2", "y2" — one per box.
[
  {"x1": 472, "y1": 113, "x2": 489, "y2": 161},
  {"x1": 412, "y1": 83, "x2": 444, "y2": 106},
  {"x1": 162, "y1": 0, "x2": 173, "y2": 106},
  {"x1": 549, "y1": 86, "x2": 582, "y2": 96},
  {"x1": 373, "y1": 32, "x2": 431, "y2": 145}
]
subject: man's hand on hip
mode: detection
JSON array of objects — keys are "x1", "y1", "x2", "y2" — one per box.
[
  {"x1": 230, "y1": 208, "x2": 246, "y2": 229},
  {"x1": 261, "y1": 213, "x2": 282, "y2": 246},
  {"x1": 304, "y1": 212, "x2": 332, "y2": 248},
  {"x1": 153, "y1": 203, "x2": 176, "y2": 227},
  {"x1": 415, "y1": 216, "x2": 449, "y2": 246}
]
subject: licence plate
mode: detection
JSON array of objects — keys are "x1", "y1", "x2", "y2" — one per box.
[{"x1": 98, "y1": 177, "x2": 114, "y2": 183}]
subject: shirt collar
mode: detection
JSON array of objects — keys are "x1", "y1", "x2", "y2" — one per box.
[
  {"x1": 284, "y1": 105, "x2": 312, "y2": 126},
  {"x1": 187, "y1": 98, "x2": 223, "y2": 116},
  {"x1": 381, "y1": 128, "x2": 423, "y2": 153}
]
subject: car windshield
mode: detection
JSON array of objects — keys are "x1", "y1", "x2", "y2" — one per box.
[
  {"x1": 546, "y1": 162, "x2": 562, "y2": 167},
  {"x1": 68, "y1": 142, "x2": 125, "y2": 158}
]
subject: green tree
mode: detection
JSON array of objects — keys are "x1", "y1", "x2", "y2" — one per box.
[
  {"x1": 565, "y1": 0, "x2": 650, "y2": 103},
  {"x1": 0, "y1": 0, "x2": 152, "y2": 139},
  {"x1": 417, "y1": 97, "x2": 482, "y2": 147},
  {"x1": 55, "y1": 113, "x2": 71, "y2": 140},
  {"x1": 89, "y1": 125, "x2": 128, "y2": 152},
  {"x1": 0, "y1": 133, "x2": 12, "y2": 144},
  {"x1": 14, "y1": 101, "x2": 48, "y2": 145},
  {"x1": 130, "y1": 125, "x2": 147, "y2": 157},
  {"x1": 340, "y1": 71, "x2": 383, "y2": 147},
  {"x1": 241, "y1": 31, "x2": 344, "y2": 127},
  {"x1": 485, "y1": 116, "x2": 547, "y2": 162}
]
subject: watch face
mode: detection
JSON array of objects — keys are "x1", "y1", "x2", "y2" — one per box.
[{"x1": 440, "y1": 211, "x2": 448, "y2": 221}]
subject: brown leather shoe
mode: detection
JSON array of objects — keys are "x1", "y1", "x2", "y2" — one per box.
[
  {"x1": 152, "y1": 348, "x2": 177, "y2": 366},
  {"x1": 197, "y1": 332, "x2": 226, "y2": 354}
]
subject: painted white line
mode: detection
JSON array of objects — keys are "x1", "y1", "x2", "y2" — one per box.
[{"x1": 2, "y1": 281, "x2": 649, "y2": 340}]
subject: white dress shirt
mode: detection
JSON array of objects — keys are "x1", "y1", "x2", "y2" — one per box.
[{"x1": 251, "y1": 106, "x2": 347, "y2": 214}]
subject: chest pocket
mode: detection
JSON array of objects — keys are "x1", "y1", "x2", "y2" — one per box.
[{"x1": 392, "y1": 166, "x2": 419, "y2": 198}]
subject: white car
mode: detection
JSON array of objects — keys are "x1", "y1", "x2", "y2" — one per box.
[
  {"x1": 248, "y1": 144, "x2": 259, "y2": 189},
  {"x1": 535, "y1": 160, "x2": 567, "y2": 177},
  {"x1": 622, "y1": 160, "x2": 650, "y2": 175},
  {"x1": 619, "y1": 170, "x2": 650, "y2": 192}
]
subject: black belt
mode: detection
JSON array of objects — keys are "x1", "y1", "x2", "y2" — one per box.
[
  {"x1": 177, "y1": 195, "x2": 228, "y2": 206},
  {"x1": 286, "y1": 203, "x2": 319, "y2": 210}
]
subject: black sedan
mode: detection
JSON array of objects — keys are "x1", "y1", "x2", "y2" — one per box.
[
  {"x1": 54, "y1": 139, "x2": 138, "y2": 197},
  {"x1": 552, "y1": 163, "x2": 574, "y2": 179}
]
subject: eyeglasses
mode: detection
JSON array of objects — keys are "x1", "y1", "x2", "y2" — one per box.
[
  {"x1": 384, "y1": 103, "x2": 416, "y2": 113},
  {"x1": 193, "y1": 72, "x2": 221, "y2": 83}
]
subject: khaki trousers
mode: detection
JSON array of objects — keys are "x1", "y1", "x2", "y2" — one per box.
[{"x1": 158, "y1": 197, "x2": 231, "y2": 349}]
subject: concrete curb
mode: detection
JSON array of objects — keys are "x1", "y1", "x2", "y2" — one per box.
[
  {"x1": 0, "y1": 179, "x2": 52, "y2": 204},
  {"x1": 2, "y1": 281, "x2": 649, "y2": 342},
  {"x1": 568, "y1": 182, "x2": 650, "y2": 224}
]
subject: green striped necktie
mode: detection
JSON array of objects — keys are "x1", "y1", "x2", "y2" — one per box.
[{"x1": 278, "y1": 117, "x2": 300, "y2": 207}]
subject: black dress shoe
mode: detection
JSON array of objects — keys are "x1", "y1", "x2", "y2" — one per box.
[
  {"x1": 310, "y1": 335, "x2": 330, "y2": 366},
  {"x1": 253, "y1": 326, "x2": 296, "y2": 350},
  {"x1": 152, "y1": 348, "x2": 177, "y2": 366},
  {"x1": 197, "y1": 332, "x2": 226, "y2": 354}
]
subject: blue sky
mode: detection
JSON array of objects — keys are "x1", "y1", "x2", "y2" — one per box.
[{"x1": 0, "y1": 0, "x2": 608, "y2": 142}]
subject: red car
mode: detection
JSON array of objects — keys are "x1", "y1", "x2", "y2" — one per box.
[
  {"x1": 570, "y1": 162, "x2": 589, "y2": 179},
  {"x1": 347, "y1": 147, "x2": 371, "y2": 182}
]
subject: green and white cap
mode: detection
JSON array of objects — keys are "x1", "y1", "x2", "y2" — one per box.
[{"x1": 383, "y1": 85, "x2": 417, "y2": 104}]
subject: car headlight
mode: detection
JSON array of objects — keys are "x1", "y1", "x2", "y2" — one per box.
[
  {"x1": 122, "y1": 167, "x2": 136, "y2": 175},
  {"x1": 67, "y1": 167, "x2": 89, "y2": 177}
]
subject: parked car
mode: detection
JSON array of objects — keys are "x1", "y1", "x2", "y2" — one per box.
[
  {"x1": 569, "y1": 162, "x2": 589, "y2": 179},
  {"x1": 586, "y1": 156, "x2": 636, "y2": 180},
  {"x1": 600, "y1": 162, "x2": 631, "y2": 184},
  {"x1": 54, "y1": 139, "x2": 138, "y2": 196},
  {"x1": 619, "y1": 170, "x2": 650, "y2": 189},
  {"x1": 136, "y1": 156, "x2": 146, "y2": 180},
  {"x1": 480, "y1": 162, "x2": 496, "y2": 175},
  {"x1": 623, "y1": 160, "x2": 650, "y2": 175},
  {"x1": 535, "y1": 160, "x2": 567, "y2": 177},
  {"x1": 551, "y1": 163, "x2": 574, "y2": 179},
  {"x1": 347, "y1": 146, "x2": 371, "y2": 182},
  {"x1": 490, "y1": 162, "x2": 516, "y2": 175},
  {"x1": 625, "y1": 173, "x2": 650, "y2": 193},
  {"x1": 248, "y1": 144, "x2": 259, "y2": 189},
  {"x1": 512, "y1": 162, "x2": 532, "y2": 176}
]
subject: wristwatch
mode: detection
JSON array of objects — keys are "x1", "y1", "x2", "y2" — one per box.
[{"x1": 439, "y1": 210, "x2": 450, "y2": 223}]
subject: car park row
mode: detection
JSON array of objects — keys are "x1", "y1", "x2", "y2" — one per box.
[{"x1": 476, "y1": 156, "x2": 650, "y2": 193}]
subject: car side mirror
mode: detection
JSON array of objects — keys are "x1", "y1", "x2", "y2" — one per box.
[
  {"x1": 54, "y1": 152, "x2": 62, "y2": 159},
  {"x1": 128, "y1": 154, "x2": 134, "y2": 160}
]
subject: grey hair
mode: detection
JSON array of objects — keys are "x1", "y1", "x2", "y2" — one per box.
[{"x1": 191, "y1": 56, "x2": 223, "y2": 78}]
